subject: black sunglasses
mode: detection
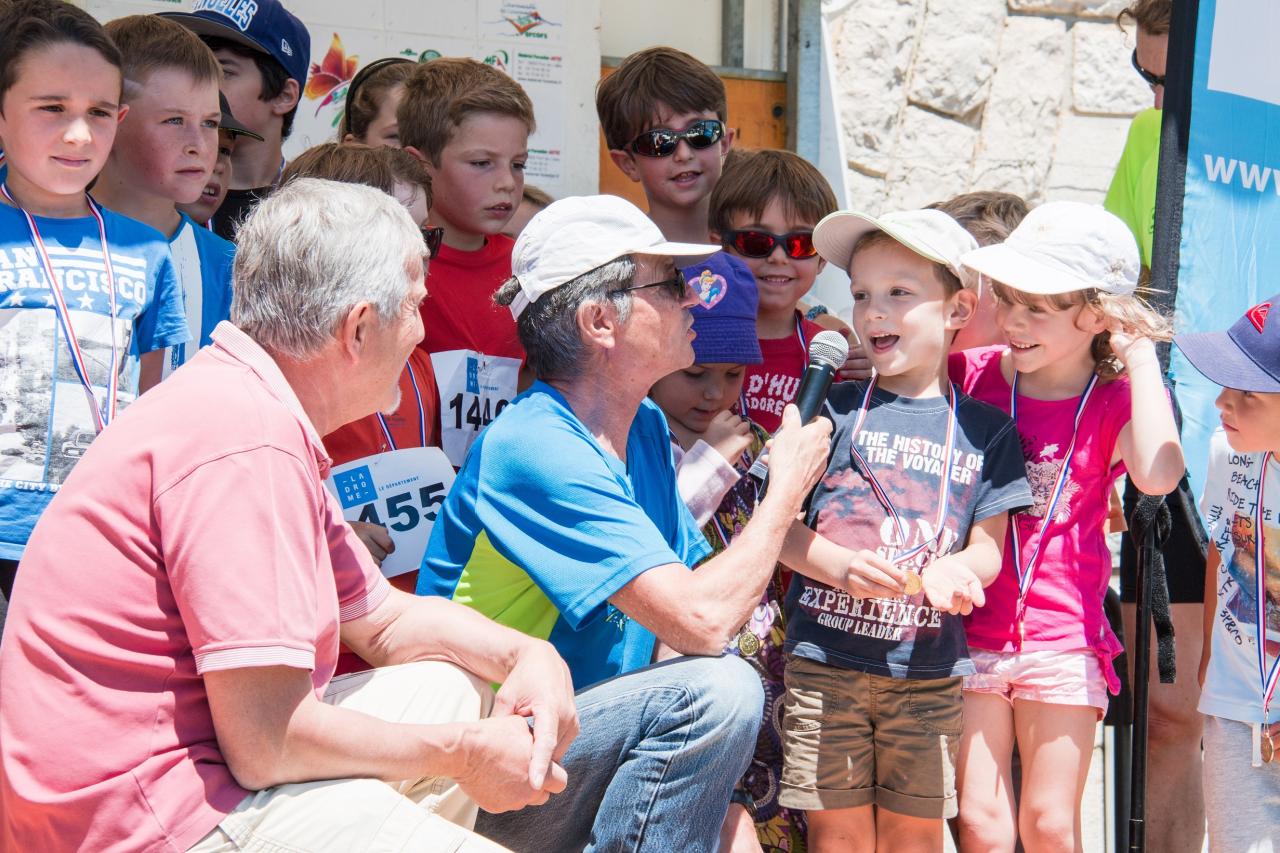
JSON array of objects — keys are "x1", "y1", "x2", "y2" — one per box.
[
  {"x1": 612, "y1": 273, "x2": 688, "y2": 300},
  {"x1": 628, "y1": 119, "x2": 725, "y2": 158},
  {"x1": 1131, "y1": 49, "x2": 1166, "y2": 89},
  {"x1": 722, "y1": 229, "x2": 818, "y2": 260},
  {"x1": 421, "y1": 226, "x2": 444, "y2": 258}
]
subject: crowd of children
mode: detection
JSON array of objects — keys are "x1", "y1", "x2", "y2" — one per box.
[{"x1": 0, "y1": 0, "x2": 1274, "y2": 850}]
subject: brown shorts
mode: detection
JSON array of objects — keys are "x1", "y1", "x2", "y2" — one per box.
[{"x1": 778, "y1": 654, "x2": 963, "y2": 819}]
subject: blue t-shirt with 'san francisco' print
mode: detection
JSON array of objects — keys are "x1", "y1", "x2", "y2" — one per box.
[{"x1": 0, "y1": 204, "x2": 187, "y2": 558}]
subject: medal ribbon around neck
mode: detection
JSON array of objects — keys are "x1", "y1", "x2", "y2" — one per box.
[
  {"x1": 848, "y1": 376, "x2": 959, "y2": 567},
  {"x1": 1, "y1": 183, "x2": 120, "y2": 432},
  {"x1": 1008, "y1": 371, "x2": 1098, "y2": 618},
  {"x1": 1254, "y1": 453, "x2": 1280, "y2": 725},
  {"x1": 375, "y1": 359, "x2": 428, "y2": 451}
]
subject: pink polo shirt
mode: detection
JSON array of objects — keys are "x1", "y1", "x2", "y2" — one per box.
[{"x1": 0, "y1": 322, "x2": 390, "y2": 853}]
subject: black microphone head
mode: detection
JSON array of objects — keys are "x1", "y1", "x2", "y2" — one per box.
[{"x1": 808, "y1": 330, "x2": 849, "y2": 371}]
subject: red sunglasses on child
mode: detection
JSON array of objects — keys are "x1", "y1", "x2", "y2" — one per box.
[{"x1": 722, "y1": 229, "x2": 818, "y2": 260}]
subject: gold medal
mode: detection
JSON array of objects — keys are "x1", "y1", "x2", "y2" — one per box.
[
  {"x1": 737, "y1": 631, "x2": 761, "y2": 656},
  {"x1": 903, "y1": 572, "x2": 922, "y2": 596},
  {"x1": 1263, "y1": 725, "x2": 1275, "y2": 764}
]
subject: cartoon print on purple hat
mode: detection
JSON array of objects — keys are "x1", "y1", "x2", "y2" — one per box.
[{"x1": 692, "y1": 267, "x2": 727, "y2": 311}]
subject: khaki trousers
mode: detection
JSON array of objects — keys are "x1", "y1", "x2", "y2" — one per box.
[{"x1": 188, "y1": 661, "x2": 510, "y2": 852}]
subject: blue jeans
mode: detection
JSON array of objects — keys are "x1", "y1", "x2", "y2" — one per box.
[{"x1": 476, "y1": 654, "x2": 764, "y2": 852}]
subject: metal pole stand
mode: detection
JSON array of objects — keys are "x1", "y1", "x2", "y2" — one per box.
[{"x1": 1126, "y1": 493, "x2": 1172, "y2": 853}]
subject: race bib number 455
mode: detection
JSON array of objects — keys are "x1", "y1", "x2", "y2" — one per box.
[
  {"x1": 431, "y1": 349, "x2": 520, "y2": 466},
  {"x1": 324, "y1": 447, "x2": 456, "y2": 578}
]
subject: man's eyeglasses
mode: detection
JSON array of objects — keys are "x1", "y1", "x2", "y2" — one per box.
[
  {"x1": 612, "y1": 273, "x2": 688, "y2": 301},
  {"x1": 628, "y1": 119, "x2": 725, "y2": 158},
  {"x1": 1131, "y1": 49, "x2": 1166, "y2": 89},
  {"x1": 421, "y1": 226, "x2": 445, "y2": 259},
  {"x1": 722, "y1": 229, "x2": 818, "y2": 260}
]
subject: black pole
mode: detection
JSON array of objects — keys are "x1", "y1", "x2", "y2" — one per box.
[
  {"x1": 1127, "y1": 0, "x2": 1201, "y2": 841},
  {"x1": 1113, "y1": 716, "x2": 1132, "y2": 853},
  {"x1": 1149, "y1": 0, "x2": 1201, "y2": 367},
  {"x1": 1128, "y1": 504, "x2": 1156, "y2": 852}
]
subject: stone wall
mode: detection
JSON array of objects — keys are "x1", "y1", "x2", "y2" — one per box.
[{"x1": 824, "y1": 0, "x2": 1154, "y2": 212}]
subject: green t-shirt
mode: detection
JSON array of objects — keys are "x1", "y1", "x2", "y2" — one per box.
[{"x1": 1104, "y1": 108, "x2": 1161, "y2": 268}]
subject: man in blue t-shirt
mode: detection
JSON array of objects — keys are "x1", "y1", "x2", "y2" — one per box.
[{"x1": 418, "y1": 195, "x2": 832, "y2": 851}]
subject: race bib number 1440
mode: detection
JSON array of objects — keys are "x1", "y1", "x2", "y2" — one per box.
[{"x1": 431, "y1": 349, "x2": 520, "y2": 466}]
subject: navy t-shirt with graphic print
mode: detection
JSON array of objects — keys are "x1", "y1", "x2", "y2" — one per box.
[{"x1": 785, "y1": 379, "x2": 1032, "y2": 679}]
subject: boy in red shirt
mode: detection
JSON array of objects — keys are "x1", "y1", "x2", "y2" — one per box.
[
  {"x1": 710, "y1": 149, "x2": 868, "y2": 432},
  {"x1": 281, "y1": 143, "x2": 445, "y2": 592},
  {"x1": 596, "y1": 46, "x2": 734, "y2": 244},
  {"x1": 398, "y1": 59, "x2": 534, "y2": 466}
]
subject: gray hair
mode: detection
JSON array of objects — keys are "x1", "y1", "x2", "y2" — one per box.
[
  {"x1": 495, "y1": 256, "x2": 636, "y2": 381},
  {"x1": 231, "y1": 177, "x2": 423, "y2": 359}
]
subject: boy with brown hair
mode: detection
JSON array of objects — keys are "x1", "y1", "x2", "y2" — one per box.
[
  {"x1": 928, "y1": 190, "x2": 1028, "y2": 249},
  {"x1": 396, "y1": 58, "x2": 535, "y2": 466},
  {"x1": 177, "y1": 93, "x2": 263, "y2": 227},
  {"x1": 708, "y1": 148, "x2": 868, "y2": 433},
  {"x1": 0, "y1": 0, "x2": 187, "y2": 607},
  {"x1": 928, "y1": 190, "x2": 1029, "y2": 351},
  {"x1": 160, "y1": 0, "x2": 310, "y2": 241},
  {"x1": 596, "y1": 46, "x2": 734, "y2": 243},
  {"x1": 777, "y1": 208, "x2": 1030, "y2": 851},
  {"x1": 92, "y1": 14, "x2": 246, "y2": 385}
]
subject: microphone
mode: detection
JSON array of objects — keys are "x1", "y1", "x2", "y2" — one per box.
[{"x1": 748, "y1": 330, "x2": 849, "y2": 484}]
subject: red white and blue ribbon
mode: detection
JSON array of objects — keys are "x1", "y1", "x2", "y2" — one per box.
[
  {"x1": 1, "y1": 183, "x2": 119, "y2": 432},
  {"x1": 795, "y1": 312, "x2": 808, "y2": 371},
  {"x1": 1008, "y1": 371, "x2": 1098, "y2": 637},
  {"x1": 848, "y1": 376, "x2": 958, "y2": 565},
  {"x1": 1254, "y1": 453, "x2": 1280, "y2": 724},
  {"x1": 375, "y1": 359, "x2": 428, "y2": 451}
]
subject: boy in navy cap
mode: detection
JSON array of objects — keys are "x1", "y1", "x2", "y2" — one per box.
[
  {"x1": 162, "y1": 0, "x2": 310, "y2": 239},
  {"x1": 1175, "y1": 297, "x2": 1280, "y2": 850}
]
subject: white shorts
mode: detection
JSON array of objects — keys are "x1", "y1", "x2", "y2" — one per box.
[{"x1": 963, "y1": 648, "x2": 1109, "y2": 715}]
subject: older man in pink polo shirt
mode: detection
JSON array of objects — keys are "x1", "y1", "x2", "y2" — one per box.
[{"x1": 0, "y1": 179, "x2": 576, "y2": 852}]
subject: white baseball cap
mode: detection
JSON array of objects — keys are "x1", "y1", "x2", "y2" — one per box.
[
  {"x1": 959, "y1": 201, "x2": 1140, "y2": 296},
  {"x1": 812, "y1": 208, "x2": 979, "y2": 280},
  {"x1": 509, "y1": 195, "x2": 720, "y2": 319}
]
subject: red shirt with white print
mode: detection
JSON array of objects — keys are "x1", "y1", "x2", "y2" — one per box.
[
  {"x1": 742, "y1": 313, "x2": 826, "y2": 434},
  {"x1": 419, "y1": 235, "x2": 525, "y2": 467}
]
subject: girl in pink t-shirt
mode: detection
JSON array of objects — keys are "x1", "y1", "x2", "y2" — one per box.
[{"x1": 948, "y1": 202, "x2": 1184, "y2": 853}]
